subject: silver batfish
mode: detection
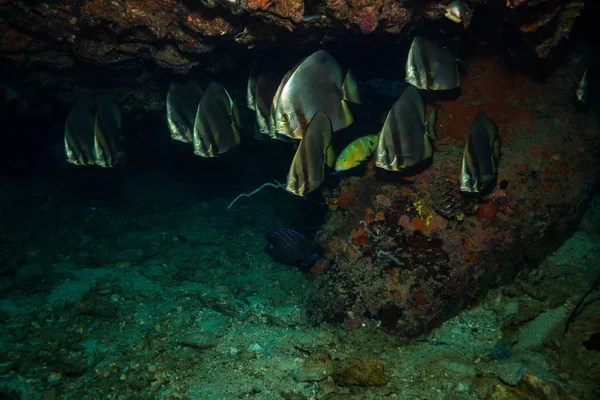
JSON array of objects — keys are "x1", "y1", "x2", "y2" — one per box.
[
  {"x1": 406, "y1": 36, "x2": 460, "y2": 91},
  {"x1": 64, "y1": 97, "x2": 96, "y2": 166},
  {"x1": 166, "y1": 80, "x2": 204, "y2": 143},
  {"x1": 286, "y1": 111, "x2": 335, "y2": 197},
  {"x1": 459, "y1": 111, "x2": 501, "y2": 194},
  {"x1": 193, "y1": 81, "x2": 241, "y2": 158},
  {"x1": 375, "y1": 86, "x2": 437, "y2": 171},
  {"x1": 271, "y1": 50, "x2": 361, "y2": 140},
  {"x1": 94, "y1": 94, "x2": 124, "y2": 167}
]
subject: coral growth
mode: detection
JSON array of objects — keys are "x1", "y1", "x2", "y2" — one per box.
[
  {"x1": 0, "y1": 0, "x2": 585, "y2": 76},
  {"x1": 506, "y1": 0, "x2": 585, "y2": 58},
  {"x1": 307, "y1": 57, "x2": 599, "y2": 337},
  {"x1": 476, "y1": 203, "x2": 499, "y2": 221},
  {"x1": 534, "y1": 2, "x2": 584, "y2": 58}
]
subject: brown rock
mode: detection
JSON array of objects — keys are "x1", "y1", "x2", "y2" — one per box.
[
  {"x1": 334, "y1": 355, "x2": 387, "y2": 387},
  {"x1": 150, "y1": 44, "x2": 198, "y2": 71},
  {"x1": 307, "y1": 56, "x2": 599, "y2": 337},
  {"x1": 490, "y1": 372, "x2": 577, "y2": 400},
  {"x1": 292, "y1": 352, "x2": 334, "y2": 382}
]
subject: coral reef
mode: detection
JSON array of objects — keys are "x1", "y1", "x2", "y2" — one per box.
[{"x1": 307, "y1": 56, "x2": 599, "y2": 337}]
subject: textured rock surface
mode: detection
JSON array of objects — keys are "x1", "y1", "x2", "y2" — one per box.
[
  {"x1": 0, "y1": 0, "x2": 590, "y2": 129},
  {"x1": 307, "y1": 56, "x2": 599, "y2": 336},
  {"x1": 0, "y1": 0, "x2": 412, "y2": 70},
  {"x1": 0, "y1": 0, "x2": 585, "y2": 72}
]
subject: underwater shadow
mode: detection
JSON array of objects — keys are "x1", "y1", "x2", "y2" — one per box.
[
  {"x1": 422, "y1": 87, "x2": 462, "y2": 103},
  {"x1": 374, "y1": 158, "x2": 434, "y2": 184}
]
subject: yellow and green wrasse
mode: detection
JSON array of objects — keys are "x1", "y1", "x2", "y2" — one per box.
[
  {"x1": 286, "y1": 111, "x2": 335, "y2": 197},
  {"x1": 166, "y1": 79, "x2": 204, "y2": 143},
  {"x1": 459, "y1": 111, "x2": 500, "y2": 194},
  {"x1": 334, "y1": 134, "x2": 379, "y2": 171},
  {"x1": 94, "y1": 93, "x2": 123, "y2": 168},
  {"x1": 64, "y1": 97, "x2": 96, "y2": 166},
  {"x1": 376, "y1": 86, "x2": 437, "y2": 171},
  {"x1": 271, "y1": 50, "x2": 361, "y2": 140},
  {"x1": 193, "y1": 81, "x2": 241, "y2": 158}
]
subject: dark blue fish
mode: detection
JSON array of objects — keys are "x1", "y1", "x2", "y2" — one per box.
[
  {"x1": 263, "y1": 228, "x2": 319, "y2": 267},
  {"x1": 367, "y1": 78, "x2": 408, "y2": 97}
]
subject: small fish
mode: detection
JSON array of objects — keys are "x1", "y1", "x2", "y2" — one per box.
[
  {"x1": 166, "y1": 80, "x2": 204, "y2": 143},
  {"x1": 263, "y1": 228, "x2": 319, "y2": 267},
  {"x1": 375, "y1": 86, "x2": 437, "y2": 171},
  {"x1": 459, "y1": 111, "x2": 501, "y2": 194},
  {"x1": 405, "y1": 36, "x2": 460, "y2": 91},
  {"x1": 286, "y1": 111, "x2": 335, "y2": 197},
  {"x1": 444, "y1": 0, "x2": 470, "y2": 25},
  {"x1": 193, "y1": 81, "x2": 241, "y2": 158},
  {"x1": 271, "y1": 50, "x2": 361, "y2": 139},
  {"x1": 576, "y1": 68, "x2": 588, "y2": 104},
  {"x1": 214, "y1": 0, "x2": 243, "y2": 15},
  {"x1": 335, "y1": 134, "x2": 379, "y2": 171},
  {"x1": 94, "y1": 94, "x2": 124, "y2": 168},
  {"x1": 302, "y1": 14, "x2": 325, "y2": 22},
  {"x1": 444, "y1": 0, "x2": 462, "y2": 23},
  {"x1": 64, "y1": 97, "x2": 96, "y2": 166}
]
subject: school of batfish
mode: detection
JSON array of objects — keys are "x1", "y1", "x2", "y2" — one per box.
[{"x1": 63, "y1": 36, "x2": 501, "y2": 197}]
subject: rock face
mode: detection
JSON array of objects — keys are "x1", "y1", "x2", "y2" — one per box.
[
  {"x1": 0, "y1": 0, "x2": 590, "y2": 126},
  {"x1": 0, "y1": 0, "x2": 411, "y2": 71},
  {"x1": 306, "y1": 57, "x2": 599, "y2": 336},
  {"x1": 0, "y1": 0, "x2": 585, "y2": 73}
]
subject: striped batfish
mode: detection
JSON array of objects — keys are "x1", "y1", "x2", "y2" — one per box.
[
  {"x1": 286, "y1": 111, "x2": 335, "y2": 197},
  {"x1": 405, "y1": 36, "x2": 460, "y2": 91},
  {"x1": 193, "y1": 81, "x2": 241, "y2": 158},
  {"x1": 271, "y1": 50, "x2": 361, "y2": 140},
  {"x1": 459, "y1": 111, "x2": 500, "y2": 194},
  {"x1": 94, "y1": 93, "x2": 124, "y2": 167},
  {"x1": 166, "y1": 79, "x2": 204, "y2": 143},
  {"x1": 375, "y1": 86, "x2": 437, "y2": 171},
  {"x1": 64, "y1": 97, "x2": 96, "y2": 166}
]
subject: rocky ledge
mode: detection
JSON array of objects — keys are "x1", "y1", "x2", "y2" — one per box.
[
  {"x1": 0, "y1": 0, "x2": 585, "y2": 74},
  {"x1": 307, "y1": 56, "x2": 599, "y2": 336}
]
